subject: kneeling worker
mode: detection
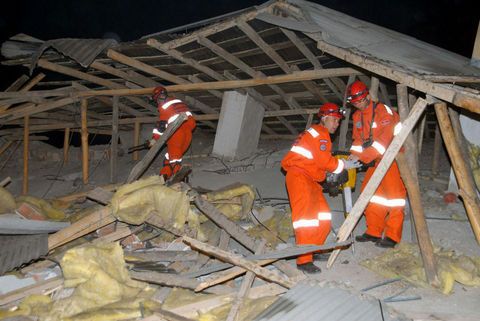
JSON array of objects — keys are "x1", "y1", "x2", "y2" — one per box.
[
  {"x1": 281, "y1": 103, "x2": 359, "y2": 274},
  {"x1": 150, "y1": 86, "x2": 196, "y2": 180}
]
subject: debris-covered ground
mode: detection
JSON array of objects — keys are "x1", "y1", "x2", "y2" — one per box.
[{"x1": 0, "y1": 133, "x2": 479, "y2": 321}]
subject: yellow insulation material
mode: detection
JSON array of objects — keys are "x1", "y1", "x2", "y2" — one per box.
[
  {"x1": 16, "y1": 195, "x2": 66, "y2": 220},
  {"x1": 0, "y1": 186, "x2": 16, "y2": 214},
  {"x1": 248, "y1": 211, "x2": 293, "y2": 246},
  {"x1": 361, "y1": 243, "x2": 480, "y2": 294},
  {"x1": 1, "y1": 242, "x2": 156, "y2": 320},
  {"x1": 205, "y1": 184, "x2": 255, "y2": 221},
  {"x1": 111, "y1": 175, "x2": 190, "y2": 229}
]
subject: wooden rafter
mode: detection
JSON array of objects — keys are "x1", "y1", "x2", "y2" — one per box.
[
  {"x1": 238, "y1": 20, "x2": 328, "y2": 103},
  {"x1": 197, "y1": 34, "x2": 311, "y2": 124},
  {"x1": 147, "y1": 38, "x2": 281, "y2": 134},
  {"x1": 107, "y1": 49, "x2": 281, "y2": 134},
  {"x1": 281, "y1": 28, "x2": 345, "y2": 101},
  {"x1": 0, "y1": 108, "x2": 317, "y2": 135},
  {"x1": 37, "y1": 59, "x2": 156, "y2": 115}
]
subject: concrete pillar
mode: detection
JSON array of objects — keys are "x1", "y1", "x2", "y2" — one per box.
[{"x1": 213, "y1": 91, "x2": 264, "y2": 160}]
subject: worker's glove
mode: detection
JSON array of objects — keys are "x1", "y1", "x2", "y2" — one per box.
[
  {"x1": 322, "y1": 171, "x2": 349, "y2": 197},
  {"x1": 155, "y1": 120, "x2": 168, "y2": 134},
  {"x1": 344, "y1": 159, "x2": 362, "y2": 170},
  {"x1": 147, "y1": 139, "x2": 156, "y2": 148}
]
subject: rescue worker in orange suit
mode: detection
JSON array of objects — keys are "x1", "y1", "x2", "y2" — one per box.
[
  {"x1": 281, "y1": 103, "x2": 360, "y2": 274},
  {"x1": 150, "y1": 86, "x2": 196, "y2": 180},
  {"x1": 347, "y1": 80, "x2": 406, "y2": 248}
]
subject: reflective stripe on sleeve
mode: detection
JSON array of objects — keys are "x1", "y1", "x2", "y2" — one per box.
[
  {"x1": 307, "y1": 127, "x2": 319, "y2": 138},
  {"x1": 384, "y1": 105, "x2": 393, "y2": 115},
  {"x1": 290, "y1": 145, "x2": 313, "y2": 159},
  {"x1": 168, "y1": 112, "x2": 192, "y2": 124},
  {"x1": 161, "y1": 99, "x2": 182, "y2": 110},
  {"x1": 292, "y1": 219, "x2": 319, "y2": 229},
  {"x1": 167, "y1": 114, "x2": 179, "y2": 124},
  {"x1": 394, "y1": 122, "x2": 402, "y2": 136},
  {"x1": 370, "y1": 195, "x2": 406, "y2": 207},
  {"x1": 152, "y1": 128, "x2": 163, "y2": 136},
  {"x1": 350, "y1": 145, "x2": 363, "y2": 153},
  {"x1": 372, "y1": 122, "x2": 377, "y2": 128},
  {"x1": 332, "y1": 159, "x2": 344, "y2": 174},
  {"x1": 317, "y1": 212, "x2": 332, "y2": 221},
  {"x1": 165, "y1": 153, "x2": 170, "y2": 160},
  {"x1": 372, "y1": 141, "x2": 386, "y2": 155}
]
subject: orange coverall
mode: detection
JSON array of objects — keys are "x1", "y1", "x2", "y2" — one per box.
[
  {"x1": 350, "y1": 101, "x2": 406, "y2": 242},
  {"x1": 281, "y1": 125, "x2": 345, "y2": 265},
  {"x1": 152, "y1": 97, "x2": 196, "y2": 178}
]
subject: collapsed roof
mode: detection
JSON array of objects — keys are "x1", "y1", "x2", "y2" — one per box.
[{"x1": 0, "y1": 0, "x2": 479, "y2": 139}]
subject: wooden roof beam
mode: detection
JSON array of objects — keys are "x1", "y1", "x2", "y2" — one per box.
[
  {"x1": 71, "y1": 82, "x2": 145, "y2": 117},
  {"x1": 311, "y1": 35, "x2": 480, "y2": 113},
  {"x1": 147, "y1": 38, "x2": 277, "y2": 134},
  {"x1": 0, "y1": 68, "x2": 361, "y2": 101},
  {"x1": 0, "y1": 73, "x2": 46, "y2": 112},
  {"x1": 197, "y1": 35, "x2": 306, "y2": 123},
  {"x1": 0, "y1": 108, "x2": 317, "y2": 135},
  {"x1": 101, "y1": 52, "x2": 225, "y2": 131},
  {"x1": 37, "y1": 59, "x2": 156, "y2": 115},
  {"x1": 108, "y1": 48, "x2": 280, "y2": 134},
  {"x1": 281, "y1": 28, "x2": 345, "y2": 101},
  {"x1": 238, "y1": 21, "x2": 328, "y2": 103}
]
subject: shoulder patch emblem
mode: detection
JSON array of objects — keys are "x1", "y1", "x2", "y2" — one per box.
[
  {"x1": 381, "y1": 119, "x2": 391, "y2": 126},
  {"x1": 320, "y1": 144, "x2": 327, "y2": 151},
  {"x1": 356, "y1": 121, "x2": 362, "y2": 128},
  {"x1": 319, "y1": 139, "x2": 328, "y2": 143}
]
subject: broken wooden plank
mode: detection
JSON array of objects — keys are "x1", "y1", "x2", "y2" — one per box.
[
  {"x1": 125, "y1": 250, "x2": 198, "y2": 262},
  {"x1": 225, "y1": 240, "x2": 265, "y2": 321},
  {"x1": 194, "y1": 259, "x2": 276, "y2": 292},
  {"x1": 0, "y1": 276, "x2": 63, "y2": 306},
  {"x1": 129, "y1": 270, "x2": 231, "y2": 295},
  {"x1": 0, "y1": 176, "x2": 11, "y2": 187},
  {"x1": 183, "y1": 236, "x2": 295, "y2": 289},
  {"x1": 47, "y1": 207, "x2": 115, "y2": 250}
]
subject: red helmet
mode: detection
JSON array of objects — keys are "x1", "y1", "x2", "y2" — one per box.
[
  {"x1": 318, "y1": 103, "x2": 344, "y2": 119},
  {"x1": 152, "y1": 86, "x2": 168, "y2": 102},
  {"x1": 347, "y1": 80, "x2": 368, "y2": 103}
]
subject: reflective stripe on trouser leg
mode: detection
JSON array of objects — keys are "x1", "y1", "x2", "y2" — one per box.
[
  {"x1": 285, "y1": 169, "x2": 332, "y2": 265},
  {"x1": 361, "y1": 162, "x2": 406, "y2": 242},
  {"x1": 161, "y1": 118, "x2": 195, "y2": 178}
]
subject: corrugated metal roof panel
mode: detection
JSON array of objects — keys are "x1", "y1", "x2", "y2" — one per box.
[
  {"x1": 30, "y1": 38, "x2": 118, "y2": 73},
  {"x1": 258, "y1": 0, "x2": 480, "y2": 77},
  {"x1": 254, "y1": 282, "x2": 401, "y2": 321}
]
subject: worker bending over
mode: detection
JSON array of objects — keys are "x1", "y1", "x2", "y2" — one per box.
[
  {"x1": 282, "y1": 103, "x2": 359, "y2": 274},
  {"x1": 347, "y1": 80, "x2": 406, "y2": 248},
  {"x1": 151, "y1": 86, "x2": 196, "y2": 180}
]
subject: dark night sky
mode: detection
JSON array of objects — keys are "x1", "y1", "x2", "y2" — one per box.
[{"x1": 0, "y1": 0, "x2": 478, "y2": 87}]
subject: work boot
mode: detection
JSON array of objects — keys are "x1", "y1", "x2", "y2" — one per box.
[
  {"x1": 297, "y1": 262, "x2": 321, "y2": 274},
  {"x1": 375, "y1": 237, "x2": 397, "y2": 248},
  {"x1": 313, "y1": 252, "x2": 330, "y2": 262},
  {"x1": 355, "y1": 233, "x2": 381, "y2": 243}
]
